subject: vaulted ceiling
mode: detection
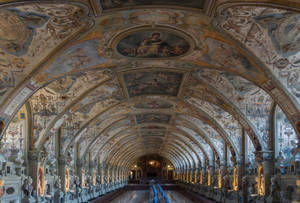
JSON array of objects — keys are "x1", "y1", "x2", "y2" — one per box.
[{"x1": 0, "y1": 0, "x2": 299, "y2": 169}]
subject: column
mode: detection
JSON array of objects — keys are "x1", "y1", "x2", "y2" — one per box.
[
  {"x1": 75, "y1": 142, "x2": 81, "y2": 178},
  {"x1": 195, "y1": 167, "x2": 199, "y2": 184},
  {"x1": 134, "y1": 168, "x2": 137, "y2": 180},
  {"x1": 264, "y1": 125, "x2": 275, "y2": 198},
  {"x1": 185, "y1": 167, "x2": 189, "y2": 183},
  {"x1": 190, "y1": 168, "x2": 194, "y2": 183},
  {"x1": 237, "y1": 129, "x2": 245, "y2": 191},
  {"x1": 27, "y1": 150, "x2": 39, "y2": 194},
  {"x1": 263, "y1": 151, "x2": 274, "y2": 197},
  {"x1": 58, "y1": 155, "x2": 67, "y2": 192},
  {"x1": 223, "y1": 143, "x2": 228, "y2": 175},
  {"x1": 166, "y1": 168, "x2": 169, "y2": 180},
  {"x1": 197, "y1": 167, "x2": 201, "y2": 184},
  {"x1": 241, "y1": 129, "x2": 248, "y2": 203},
  {"x1": 210, "y1": 154, "x2": 215, "y2": 187}
]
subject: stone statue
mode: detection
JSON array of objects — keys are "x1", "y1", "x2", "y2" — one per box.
[
  {"x1": 285, "y1": 185, "x2": 294, "y2": 201},
  {"x1": 242, "y1": 175, "x2": 248, "y2": 192},
  {"x1": 269, "y1": 175, "x2": 281, "y2": 202},
  {"x1": 54, "y1": 178, "x2": 62, "y2": 191},
  {"x1": 222, "y1": 174, "x2": 230, "y2": 199},
  {"x1": 74, "y1": 176, "x2": 81, "y2": 191},
  {"x1": 46, "y1": 184, "x2": 52, "y2": 196},
  {"x1": 54, "y1": 178, "x2": 64, "y2": 203},
  {"x1": 248, "y1": 182, "x2": 256, "y2": 195},
  {"x1": 277, "y1": 152, "x2": 287, "y2": 174},
  {"x1": 291, "y1": 141, "x2": 300, "y2": 161},
  {"x1": 222, "y1": 174, "x2": 229, "y2": 188},
  {"x1": 85, "y1": 175, "x2": 90, "y2": 187},
  {"x1": 96, "y1": 175, "x2": 101, "y2": 185},
  {"x1": 22, "y1": 177, "x2": 33, "y2": 197}
]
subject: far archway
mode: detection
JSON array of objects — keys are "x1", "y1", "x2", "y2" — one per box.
[{"x1": 129, "y1": 154, "x2": 174, "y2": 184}]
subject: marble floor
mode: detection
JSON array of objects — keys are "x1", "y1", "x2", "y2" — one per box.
[
  {"x1": 109, "y1": 190, "x2": 150, "y2": 203},
  {"x1": 107, "y1": 190, "x2": 197, "y2": 203},
  {"x1": 165, "y1": 191, "x2": 195, "y2": 203}
]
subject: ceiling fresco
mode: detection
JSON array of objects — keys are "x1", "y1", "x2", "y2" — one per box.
[
  {"x1": 141, "y1": 126, "x2": 166, "y2": 130},
  {"x1": 44, "y1": 39, "x2": 109, "y2": 77},
  {"x1": 123, "y1": 71, "x2": 183, "y2": 97},
  {"x1": 191, "y1": 69, "x2": 273, "y2": 148},
  {"x1": 100, "y1": 0, "x2": 207, "y2": 10},
  {"x1": 116, "y1": 29, "x2": 191, "y2": 58},
  {"x1": 0, "y1": 2, "x2": 90, "y2": 108},
  {"x1": 0, "y1": 0, "x2": 299, "y2": 174},
  {"x1": 140, "y1": 130, "x2": 165, "y2": 137},
  {"x1": 0, "y1": 8, "x2": 48, "y2": 56},
  {"x1": 134, "y1": 100, "x2": 173, "y2": 109},
  {"x1": 217, "y1": 6, "x2": 300, "y2": 111},
  {"x1": 136, "y1": 113, "x2": 171, "y2": 124}
]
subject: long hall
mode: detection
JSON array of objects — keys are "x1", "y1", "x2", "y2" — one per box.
[{"x1": 0, "y1": 0, "x2": 299, "y2": 202}]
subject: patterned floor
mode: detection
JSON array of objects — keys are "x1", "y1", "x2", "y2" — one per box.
[
  {"x1": 109, "y1": 190, "x2": 196, "y2": 203},
  {"x1": 165, "y1": 191, "x2": 195, "y2": 203},
  {"x1": 109, "y1": 190, "x2": 150, "y2": 203}
]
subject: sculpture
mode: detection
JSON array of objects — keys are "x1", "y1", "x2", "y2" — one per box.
[
  {"x1": 96, "y1": 175, "x2": 101, "y2": 185},
  {"x1": 46, "y1": 184, "x2": 52, "y2": 196},
  {"x1": 22, "y1": 177, "x2": 33, "y2": 197},
  {"x1": 277, "y1": 152, "x2": 287, "y2": 174},
  {"x1": 248, "y1": 182, "x2": 256, "y2": 195},
  {"x1": 74, "y1": 176, "x2": 81, "y2": 189},
  {"x1": 54, "y1": 178, "x2": 64, "y2": 203},
  {"x1": 291, "y1": 141, "x2": 300, "y2": 161},
  {"x1": 285, "y1": 185, "x2": 294, "y2": 201},
  {"x1": 86, "y1": 175, "x2": 91, "y2": 189},
  {"x1": 54, "y1": 178, "x2": 62, "y2": 190},
  {"x1": 242, "y1": 174, "x2": 248, "y2": 192},
  {"x1": 269, "y1": 175, "x2": 281, "y2": 202},
  {"x1": 222, "y1": 174, "x2": 230, "y2": 199}
]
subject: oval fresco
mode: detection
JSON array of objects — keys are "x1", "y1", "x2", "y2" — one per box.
[
  {"x1": 116, "y1": 30, "x2": 191, "y2": 58},
  {"x1": 134, "y1": 100, "x2": 173, "y2": 109}
]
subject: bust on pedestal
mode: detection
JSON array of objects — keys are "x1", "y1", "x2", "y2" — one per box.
[
  {"x1": 267, "y1": 175, "x2": 281, "y2": 203},
  {"x1": 53, "y1": 178, "x2": 64, "y2": 203},
  {"x1": 21, "y1": 177, "x2": 35, "y2": 203}
]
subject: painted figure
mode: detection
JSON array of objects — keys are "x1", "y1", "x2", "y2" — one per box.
[{"x1": 117, "y1": 31, "x2": 190, "y2": 58}]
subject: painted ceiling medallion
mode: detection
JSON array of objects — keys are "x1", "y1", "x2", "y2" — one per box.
[
  {"x1": 123, "y1": 71, "x2": 183, "y2": 97},
  {"x1": 115, "y1": 28, "x2": 191, "y2": 58},
  {"x1": 136, "y1": 113, "x2": 171, "y2": 124},
  {"x1": 141, "y1": 126, "x2": 166, "y2": 130},
  {"x1": 141, "y1": 130, "x2": 165, "y2": 137},
  {"x1": 134, "y1": 100, "x2": 173, "y2": 109},
  {"x1": 101, "y1": 0, "x2": 206, "y2": 10}
]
